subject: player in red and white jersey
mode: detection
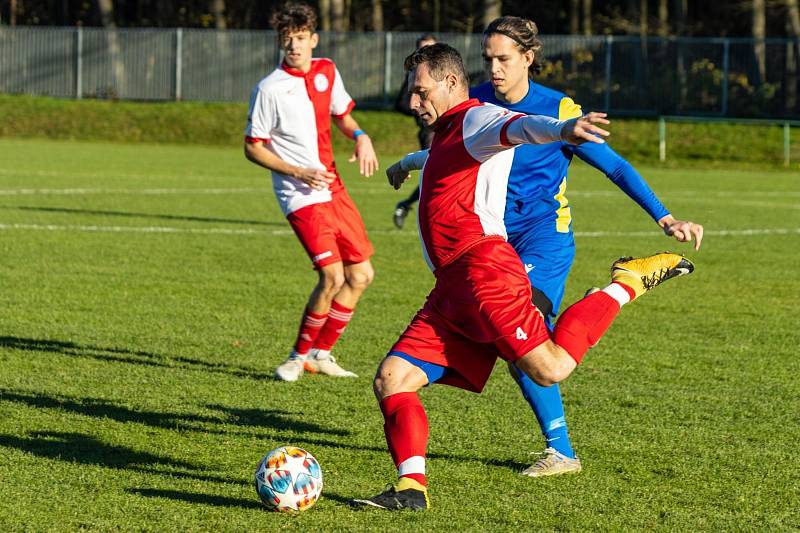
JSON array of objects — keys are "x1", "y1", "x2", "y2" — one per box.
[
  {"x1": 244, "y1": 3, "x2": 379, "y2": 382},
  {"x1": 349, "y1": 43, "x2": 695, "y2": 511}
]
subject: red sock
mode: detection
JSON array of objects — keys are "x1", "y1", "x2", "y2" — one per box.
[
  {"x1": 293, "y1": 308, "x2": 328, "y2": 355},
  {"x1": 380, "y1": 392, "x2": 429, "y2": 486},
  {"x1": 553, "y1": 291, "x2": 621, "y2": 364},
  {"x1": 312, "y1": 300, "x2": 353, "y2": 352}
]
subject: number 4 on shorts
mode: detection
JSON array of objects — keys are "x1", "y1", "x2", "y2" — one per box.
[{"x1": 515, "y1": 327, "x2": 528, "y2": 341}]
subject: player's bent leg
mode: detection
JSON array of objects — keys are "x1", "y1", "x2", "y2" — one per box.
[
  {"x1": 350, "y1": 355, "x2": 432, "y2": 511},
  {"x1": 515, "y1": 341, "x2": 578, "y2": 388}
]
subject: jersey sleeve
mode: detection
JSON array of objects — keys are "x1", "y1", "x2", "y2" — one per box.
[
  {"x1": 399, "y1": 149, "x2": 429, "y2": 171},
  {"x1": 463, "y1": 105, "x2": 564, "y2": 162},
  {"x1": 330, "y1": 66, "x2": 355, "y2": 118},
  {"x1": 244, "y1": 85, "x2": 275, "y2": 141},
  {"x1": 573, "y1": 142, "x2": 670, "y2": 222}
]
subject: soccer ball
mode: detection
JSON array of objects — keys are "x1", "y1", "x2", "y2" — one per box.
[{"x1": 254, "y1": 446, "x2": 323, "y2": 512}]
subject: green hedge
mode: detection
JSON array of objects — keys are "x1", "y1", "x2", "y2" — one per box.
[{"x1": 1, "y1": 94, "x2": 796, "y2": 168}]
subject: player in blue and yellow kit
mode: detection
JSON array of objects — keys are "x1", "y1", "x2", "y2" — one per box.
[{"x1": 396, "y1": 17, "x2": 704, "y2": 477}]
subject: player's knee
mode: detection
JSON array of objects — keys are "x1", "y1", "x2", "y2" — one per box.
[
  {"x1": 319, "y1": 271, "x2": 346, "y2": 295},
  {"x1": 346, "y1": 265, "x2": 374, "y2": 290},
  {"x1": 515, "y1": 345, "x2": 576, "y2": 387},
  {"x1": 373, "y1": 356, "x2": 424, "y2": 400}
]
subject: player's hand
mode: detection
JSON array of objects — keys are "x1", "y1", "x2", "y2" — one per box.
[
  {"x1": 297, "y1": 168, "x2": 336, "y2": 190},
  {"x1": 386, "y1": 161, "x2": 411, "y2": 190},
  {"x1": 560, "y1": 112, "x2": 610, "y2": 145},
  {"x1": 659, "y1": 215, "x2": 704, "y2": 250},
  {"x1": 349, "y1": 134, "x2": 379, "y2": 177}
]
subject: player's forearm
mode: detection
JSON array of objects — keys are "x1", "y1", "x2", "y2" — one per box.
[
  {"x1": 333, "y1": 114, "x2": 366, "y2": 140},
  {"x1": 505, "y1": 115, "x2": 565, "y2": 145},
  {"x1": 244, "y1": 142, "x2": 302, "y2": 178},
  {"x1": 399, "y1": 149, "x2": 429, "y2": 172}
]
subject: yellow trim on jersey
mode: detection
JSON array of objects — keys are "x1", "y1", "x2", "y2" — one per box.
[
  {"x1": 554, "y1": 177, "x2": 572, "y2": 233},
  {"x1": 558, "y1": 97, "x2": 583, "y2": 120}
]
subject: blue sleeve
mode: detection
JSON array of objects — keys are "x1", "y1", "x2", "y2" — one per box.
[{"x1": 571, "y1": 142, "x2": 670, "y2": 222}]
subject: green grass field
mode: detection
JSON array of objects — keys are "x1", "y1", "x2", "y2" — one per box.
[{"x1": 0, "y1": 137, "x2": 798, "y2": 531}]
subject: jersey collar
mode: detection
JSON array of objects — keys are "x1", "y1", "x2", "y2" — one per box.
[{"x1": 434, "y1": 98, "x2": 480, "y2": 132}]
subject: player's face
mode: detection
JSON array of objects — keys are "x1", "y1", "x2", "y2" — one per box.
[
  {"x1": 280, "y1": 29, "x2": 319, "y2": 72},
  {"x1": 482, "y1": 33, "x2": 533, "y2": 102},
  {"x1": 408, "y1": 63, "x2": 453, "y2": 127}
]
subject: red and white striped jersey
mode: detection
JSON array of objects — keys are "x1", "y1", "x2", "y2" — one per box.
[
  {"x1": 245, "y1": 58, "x2": 355, "y2": 216},
  {"x1": 417, "y1": 98, "x2": 565, "y2": 273}
]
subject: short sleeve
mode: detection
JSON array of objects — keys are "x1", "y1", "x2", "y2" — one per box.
[
  {"x1": 462, "y1": 105, "x2": 525, "y2": 162},
  {"x1": 245, "y1": 86, "x2": 275, "y2": 140},
  {"x1": 330, "y1": 66, "x2": 355, "y2": 118}
]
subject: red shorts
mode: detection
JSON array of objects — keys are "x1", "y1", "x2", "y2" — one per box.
[
  {"x1": 390, "y1": 239, "x2": 550, "y2": 393},
  {"x1": 287, "y1": 189, "x2": 374, "y2": 269}
]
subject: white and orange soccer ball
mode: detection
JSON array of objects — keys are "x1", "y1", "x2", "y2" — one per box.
[{"x1": 254, "y1": 446, "x2": 323, "y2": 512}]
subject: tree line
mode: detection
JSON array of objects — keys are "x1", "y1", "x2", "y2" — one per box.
[{"x1": 2, "y1": 0, "x2": 800, "y2": 41}]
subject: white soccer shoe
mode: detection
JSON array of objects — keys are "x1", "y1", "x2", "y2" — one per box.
[
  {"x1": 305, "y1": 349, "x2": 358, "y2": 378},
  {"x1": 521, "y1": 448, "x2": 582, "y2": 478},
  {"x1": 274, "y1": 351, "x2": 306, "y2": 382}
]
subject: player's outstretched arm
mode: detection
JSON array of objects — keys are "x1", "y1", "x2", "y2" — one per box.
[
  {"x1": 560, "y1": 112, "x2": 610, "y2": 145},
  {"x1": 658, "y1": 214, "x2": 704, "y2": 250},
  {"x1": 333, "y1": 114, "x2": 379, "y2": 177}
]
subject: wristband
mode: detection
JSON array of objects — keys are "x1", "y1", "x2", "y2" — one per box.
[{"x1": 352, "y1": 129, "x2": 366, "y2": 140}]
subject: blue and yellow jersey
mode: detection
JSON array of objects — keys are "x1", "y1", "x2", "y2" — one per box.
[{"x1": 470, "y1": 80, "x2": 670, "y2": 237}]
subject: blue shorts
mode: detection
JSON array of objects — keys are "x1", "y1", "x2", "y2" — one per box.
[
  {"x1": 507, "y1": 224, "x2": 575, "y2": 329},
  {"x1": 389, "y1": 351, "x2": 448, "y2": 385}
]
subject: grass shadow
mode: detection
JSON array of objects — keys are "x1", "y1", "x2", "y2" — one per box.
[
  {"x1": 0, "y1": 336, "x2": 272, "y2": 380},
  {"x1": 3, "y1": 204, "x2": 284, "y2": 227},
  {"x1": 0, "y1": 431, "x2": 244, "y2": 485},
  {"x1": 0, "y1": 388, "x2": 350, "y2": 438},
  {"x1": 127, "y1": 488, "x2": 263, "y2": 510}
]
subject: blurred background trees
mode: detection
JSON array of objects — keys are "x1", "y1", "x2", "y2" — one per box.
[{"x1": 1, "y1": 0, "x2": 800, "y2": 39}]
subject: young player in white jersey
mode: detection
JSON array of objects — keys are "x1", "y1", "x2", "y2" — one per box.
[
  {"x1": 244, "y1": 3, "x2": 379, "y2": 382},
  {"x1": 349, "y1": 43, "x2": 695, "y2": 511}
]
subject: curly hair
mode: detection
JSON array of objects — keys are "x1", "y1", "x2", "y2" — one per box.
[
  {"x1": 403, "y1": 43, "x2": 469, "y2": 88},
  {"x1": 483, "y1": 16, "x2": 544, "y2": 79},
  {"x1": 270, "y1": 2, "x2": 318, "y2": 36}
]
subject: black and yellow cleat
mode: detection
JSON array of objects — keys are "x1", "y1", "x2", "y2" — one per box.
[
  {"x1": 611, "y1": 252, "x2": 694, "y2": 301},
  {"x1": 348, "y1": 477, "x2": 430, "y2": 511}
]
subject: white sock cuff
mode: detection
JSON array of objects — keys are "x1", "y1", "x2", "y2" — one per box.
[
  {"x1": 602, "y1": 283, "x2": 631, "y2": 306},
  {"x1": 398, "y1": 456, "x2": 426, "y2": 476}
]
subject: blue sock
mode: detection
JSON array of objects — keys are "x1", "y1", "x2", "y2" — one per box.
[{"x1": 512, "y1": 366, "x2": 576, "y2": 459}]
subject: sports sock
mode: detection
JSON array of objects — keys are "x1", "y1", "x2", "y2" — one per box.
[
  {"x1": 603, "y1": 281, "x2": 635, "y2": 305},
  {"x1": 553, "y1": 291, "x2": 621, "y2": 364},
  {"x1": 312, "y1": 300, "x2": 353, "y2": 352},
  {"x1": 293, "y1": 308, "x2": 328, "y2": 356},
  {"x1": 512, "y1": 367, "x2": 576, "y2": 458},
  {"x1": 380, "y1": 392, "x2": 428, "y2": 486}
]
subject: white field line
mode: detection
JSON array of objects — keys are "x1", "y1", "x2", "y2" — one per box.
[
  {"x1": 0, "y1": 183, "x2": 799, "y2": 199},
  {"x1": 0, "y1": 222, "x2": 797, "y2": 239}
]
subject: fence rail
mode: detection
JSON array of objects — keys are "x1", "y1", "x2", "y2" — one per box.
[{"x1": 1, "y1": 26, "x2": 798, "y2": 119}]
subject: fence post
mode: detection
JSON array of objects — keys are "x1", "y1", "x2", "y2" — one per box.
[
  {"x1": 383, "y1": 31, "x2": 393, "y2": 107},
  {"x1": 604, "y1": 35, "x2": 613, "y2": 112},
  {"x1": 721, "y1": 38, "x2": 729, "y2": 116},
  {"x1": 75, "y1": 27, "x2": 83, "y2": 99},
  {"x1": 784, "y1": 123, "x2": 791, "y2": 167},
  {"x1": 175, "y1": 28, "x2": 183, "y2": 101},
  {"x1": 659, "y1": 116, "x2": 666, "y2": 162}
]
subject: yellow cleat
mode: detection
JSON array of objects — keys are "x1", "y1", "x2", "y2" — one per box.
[{"x1": 611, "y1": 252, "x2": 694, "y2": 301}]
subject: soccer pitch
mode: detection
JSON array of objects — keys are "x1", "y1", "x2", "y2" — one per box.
[{"x1": 0, "y1": 138, "x2": 797, "y2": 530}]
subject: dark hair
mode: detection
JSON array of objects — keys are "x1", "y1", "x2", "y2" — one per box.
[
  {"x1": 415, "y1": 33, "x2": 437, "y2": 48},
  {"x1": 403, "y1": 43, "x2": 469, "y2": 88},
  {"x1": 483, "y1": 16, "x2": 544, "y2": 79},
  {"x1": 270, "y1": 2, "x2": 318, "y2": 36}
]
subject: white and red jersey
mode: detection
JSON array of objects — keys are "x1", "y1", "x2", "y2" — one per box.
[
  {"x1": 245, "y1": 58, "x2": 355, "y2": 216},
  {"x1": 417, "y1": 98, "x2": 566, "y2": 273}
]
